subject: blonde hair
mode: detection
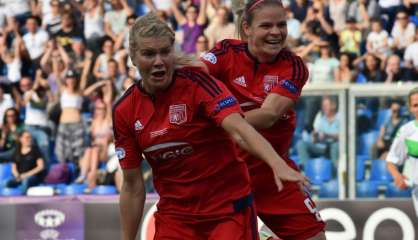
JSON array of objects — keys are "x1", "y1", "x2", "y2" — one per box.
[
  {"x1": 129, "y1": 13, "x2": 205, "y2": 69},
  {"x1": 408, "y1": 87, "x2": 418, "y2": 105}
]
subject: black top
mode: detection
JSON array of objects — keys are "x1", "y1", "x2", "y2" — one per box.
[{"x1": 14, "y1": 145, "x2": 43, "y2": 174}]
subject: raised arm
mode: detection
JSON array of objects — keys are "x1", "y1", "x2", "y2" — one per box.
[
  {"x1": 196, "y1": 0, "x2": 208, "y2": 25},
  {"x1": 222, "y1": 113, "x2": 308, "y2": 191},
  {"x1": 120, "y1": 167, "x2": 145, "y2": 240},
  {"x1": 79, "y1": 51, "x2": 93, "y2": 91},
  {"x1": 120, "y1": 0, "x2": 134, "y2": 16},
  {"x1": 171, "y1": 0, "x2": 186, "y2": 25}
]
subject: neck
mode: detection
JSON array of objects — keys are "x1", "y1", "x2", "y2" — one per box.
[{"x1": 248, "y1": 44, "x2": 280, "y2": 63}]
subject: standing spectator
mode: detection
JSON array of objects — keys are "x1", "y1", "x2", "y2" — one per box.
[
  {"x1": 373, "y1": 99, "x2": 407, "y2": 160},
  {"x1": 296, "y1": 96, "x2": 340, "y2": 167},
  {"x1": 285, "y1": 6, "x2": 301, "y2": 48},
  {"x1": 366, "y1": 18, "x2": 391, "y2": 58},
  {"x1": 82, "y1": 0, "x2": 105, "y2": 54},
  {"x1": 0, "y1": 32, "x2": 23, "y2": 84},
  {"x1": 378, "y1": 0, "x2": 402, "y2": 32},
  {"x1": 384, "y1": 54, "x2": 410, "y2": 83},
  {"x1": 171, "y1": 0, "x2": 207, "y2": 54},
  {"x1": 0, "y1": 86, "x2": 15, "y2": 128},
  {"x1": 347, "y1": 0, "x2": 380, "y2": 31},
  {"x1": 391, "y1": 10, "x2": 415, "y2": 57},
  {"x1": 194, "y1": 34, "x2": 209, "y2": 57},
  {"x1": 329, "y1": 0, "x2": 347, "y2": 33},
  {"x1": 334, "y1": 52, "x2": 354, "y2": 83},
  {"x1": 309, "y1": 42, "x2": 340, "y2": 83},
  {"x1": 0, "y1": 108, "x2": 24, "y2": 163},
  {"x1": 339, "y1": 18, "x2": 362, "y2": 57},
  {"x1": 104, "y1": 0, "x2": 133, "y2": 42},
  {"x1": 54, "y1": 12, "x2": 84, "y2": 53},
  {"x1": 6, "y1": 131, "x2": 45, "y2": 193},
  {"x1": 43, "y1": 0, "x2": 62, "y2": 35},
  {"x1": 22, "y1": 16, "x2": 49, "y2": 66},
  {"x1": 404, "y1": 28, "x2": 418, "y2": 79},
  {"x1": 93, "y1": 37, "x2": 118, "y2": 80},
  {"x1": 1, "y1": 0, "x2": 31, "y2": 27},
  {"x1": 204, "y1": 5, "x2": 235, "y2": 48}
]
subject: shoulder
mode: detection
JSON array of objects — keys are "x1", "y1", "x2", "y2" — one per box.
[
  {"x1": 275, "y1": 49, "x2": 308, "y2": 77},
  {"x1": 175, "y1": 67, "x2": 224, "y2": 96},
  {"x1": 112, "y1": 83, "x2": 138, "y2": 114},
  {"x1": 208, "y1": 39, "x2": 247, "y2": 57}
]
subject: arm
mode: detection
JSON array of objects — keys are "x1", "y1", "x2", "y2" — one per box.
[
  {"x1": 83, "y1": 80, "x2": 107, "y2": 96},
  {"x1": 93, "y1": 55, "x2": 105, "y2": 79},
  {"x1": 171, "y1": 0, "x2": 186, "y2": 25},
  {"x1": 387, "y1": 162, "x2": 408, "y2": 189},
  {"x1": 11, "y1": 162, "x2": 19, "y2": 178},
  {"x1": 244, "y1": 94, "x2": 294, "y2": 129},
  {"x1": 144, "y1": 0, "x2": 157, "y2": 12},
  {"x1": 104, "y1": 18, "x2": 117, "y2": 41},
  {"x1": 120, "y1": 0, "x2": 134, "y2": 16},
  {"x1": 386, "y1": 126, "x2": 409, "y2": 189},
  {"x1": 20, "y1": 158, "x2": 45, "y2": 180},
  {"x1": 79, "y1": 51, "x2": 93, "y2": 92},
  {"x1": 196, "y1": 0, "x2": 207, "y2": 25},
  {"x1": 222, "y1": 113, "x2": 308, "y2": 191},
  {"x1": 120, "y1": 168, "x2": 145, "y2": 240}
]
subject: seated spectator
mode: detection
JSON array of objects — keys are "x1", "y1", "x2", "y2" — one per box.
[
  {"x1": 354, "y1": 53, "x2": 386, "y2": 83},
  {"x1": 54, "y1": 12, "x2": 83, "y2": 53},
  {"x1": 384, "y1": 54, "x2": 410, "y2": 83},
  {"x1": 309, "y1": 41, "x2": 339, "y2": 83},
  {"x1": 204, "y1": 5, "x2": 235, "y2": 49},
  {"x1": 93, "y1": 37, "x2": 118, "y2": 80},
  {"x1": 0, "y1": 86, "x2": 15, "y2": 128},
  {"x1": 347, "y1": 0, "x2": 380, "y2": 31},
  {"x1": 22, "y1": 16, "x2": 49, "y2": 65},
  {"x1": 0, "y1": 108, "x2": 24, "y2": 163},
  {"x1": 366, "y1": 17, "x2": 391, "y2": 58},
  {"x1": 339, "y1": 18, "x2": 361, "y2": 57},
  {"x1": 334, "y1": 52, "x2": 354, "y2": 83},
  {"x1": 296, "y1": 96, "x2": 340, "y2": 167},
  {"x1": 329, "y1": 0, "x2": 348, "y2": 33},
  {"x1": 82, "y1": 0, "x2": 105, "y2": 54},
  {"x1": 195, "y1": 34, "x2": 209, "y2": 58},
  {"x1": 171, "y1": 0, "x2": 207, "y2": 54},
  {"x1": 378, "y1": 0, "x2": 402, "y2": 32},
  {"x1": 288, "y1": 0, "x2": 310, "y2": 22},
  {"x1": 43, "y1": 0, "x2": 62, "y2": 35},
  {"x1": 285, "y1": 6, "x2": 302, "y2": 48},
  {"x1": 373, "y1": 99, "x2": 407, "y2": 160},
  {"x1": 391, "y1": 9, "x2": 415, "y2": 57},
  {"x1": 5, "y1": 131, "x2": 46, "y2": 193},
  {"x1": 403, "y1": 27, "x2": 418, "y2": 79},
  {"x1": 104, "y1": 0, "x2": 133, "y2": 42}
]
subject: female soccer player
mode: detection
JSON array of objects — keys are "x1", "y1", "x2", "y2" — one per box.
[
  {"x1": 201, "y1": 0, "x2": 326, "y2": 239},
  {"x1": 114, "y1": 13, "x2": 307, "y2": 240}
]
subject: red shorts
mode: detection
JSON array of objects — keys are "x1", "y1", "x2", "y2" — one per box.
[
  {"x1": 153, "y1": 196, "x2": 259, "y2": 240},
  {"x1": 249, "y1": 159, "x2": 326, "y2": 240}
]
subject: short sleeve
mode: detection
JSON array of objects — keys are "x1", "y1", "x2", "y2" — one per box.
[
  {"x1": 386, "y1": 126, "x2": 408, "y2": 165},
  {"x1": 191, "y1": 69, "x2": 242, "y2": 125},
  {"x1": 113, "y1": 106, "x2": 142, "y2": 169},
  {"x1": 200, "y1": 40, "x2": 227, "y2": 81},
  {"x1": 270, "y1": 55, "x2": 308, "y2": 102}
]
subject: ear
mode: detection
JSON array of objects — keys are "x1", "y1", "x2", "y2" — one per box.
[{"x1": 242, "y1": 20, "x2": 251, "y2": 37}]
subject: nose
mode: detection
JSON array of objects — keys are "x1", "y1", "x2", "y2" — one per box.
[
  {"x1": 270, "y1": 26, "x2": 281, "y2": 35},
  {"x1": 154, "y1": 54, "x2": 164, "y2": 66}
]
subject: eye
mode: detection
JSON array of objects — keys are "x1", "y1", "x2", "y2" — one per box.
[
  {"x1": 141, "y1": 50, "x2": 155, "y2": 58},
  {"x1": 160, "y1": 48, "x2": 172, "y2": 56}
]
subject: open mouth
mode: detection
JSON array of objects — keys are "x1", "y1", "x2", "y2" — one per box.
[
  {"x1": 151, "y1": 70, "x2": 166, "y2": 78},
  {"x1": 265, "y1": 39, "x2": 282, "y2": 45}
]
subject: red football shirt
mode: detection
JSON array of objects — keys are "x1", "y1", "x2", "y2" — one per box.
[
  {"x1": 201, "y1": 39, "x2": 308, "y2": 169},
  {"x1": 113, "y1": 67, "x2": 251, "y2": 216}
]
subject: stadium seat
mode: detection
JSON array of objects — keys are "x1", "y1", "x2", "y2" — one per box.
[
  {"x1": 369, "y1": 159, "x2": 393, "y2": 184},
  {"x1": 356, "y1": 181, "x2": 379, "y2": 198},
  {"x1": 385, "y1": 183, "x2": 412, "y2": 198},
  {"x1": 61, "y1": 184, "x2": 87, "y2": 195},
  {"x1": 0, "y1": 187, "x2": 23, "y2": 196},
  {"x1": 356, "y1": 155, "x2": 368, "y2": 181},
  {"x1": 374, "y1": 109, "x2": 391, "y2": 130},
  {"x1": 91, "y1": 185, "x2": 118, "y2": 195},
  {"x1": 358, "y1": 131, "x2": 380, "y2": 158},
  {"x1": 318, "y1": 179, "x2": 339, "y2": 198},
  {"x1": 304, "y1": 158, "x2": 332, "y2": 185},
  {"x1": 0, "y1": 163, "x2": 13, "y2": 181}
]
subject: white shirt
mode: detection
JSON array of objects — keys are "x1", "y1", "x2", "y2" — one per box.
[
  {"x1": 2, "y1": 0, "x2": 30, "y2": 17},
  {"x1": 378, "y1": 0, "x2": 401, "y2": 8},
  {"x1": 0, "y1": 94, "x2": 15, "y2": 127},
  {"x1": 367, "y1": 30, "x2": 390, "y2": 54},
  {"x1": 391, "y1": 22, "x2": 416, "y2": 49},
  {"x1": 404, "y1": 42, "x2": 418, "y2": 67},
  {"x1": 24, "y1": 92, "x2": 48, "y2": 127},
  {"x1": 23, "y1": 30, "x2": 49, "y2": 59}
]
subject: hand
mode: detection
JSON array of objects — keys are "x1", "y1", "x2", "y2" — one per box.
[
  {"x1": 272, "y1": 164, "x2": 310, "y2": 192},
  {"x1": 394, "y1": 174, "x2": 408, "y2": 189},
  {"x1": 376, "y1": 139, "x2": 385, "y2": 149}
]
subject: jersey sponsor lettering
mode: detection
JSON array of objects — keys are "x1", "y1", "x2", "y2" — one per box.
[
  {"x1": 150, "y1": 128, "x2": 168, "y2": 138},
  {"x1": 217, "y1": 96, "x2": 237, "y2": 111},
  {"x1": 202, "y1": 52, "x2": 217, "y2": 64},
  {"x1": 144, "y1": 142, "x2": 194, "y2": 161},
  {"x1": 169, "y1": 104, "x2": 187, "y2": 125},
  {"x1": 280, "y1": 79, "x2": 298, "y2": 94}
]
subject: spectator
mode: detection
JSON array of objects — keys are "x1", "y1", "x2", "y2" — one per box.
[
  {"x1": 82, "y1": 0, "x2": 105, "y2": 54},
  {"x1": 22, "y1": 16, "x2": 49, "y2": 65},
  {"x1": 43, "y1": 0, "x2": 62, "y2": 35},
  {"x1": 373, "y1": 99, "x2": 407, "y2": 160},
  {"x1": 347, "y1": 0, "x2": 379, "y2": 31},
  {"x1": 23, "y1": 70, "x2": 53, "y2": 165},
  {"x1": 329, "y1": 0, "x2": 348, "y2": 33},
  {"x1": 0, "y1": 32, "x2": 23, "y2": 84},
  {"x1": 195, "y1": 34, "x2": 209, "y2": 58},
  {"x1": 378, "y1": 0, "x2": 402, "y2": 32},
  {"x1": 5, "y1": 131, "x2": 46, "y2": 193},
  {"x1": 296, "y1": 96, "x2": 340, "y2": 167},
  {"x1": 285, "y1": 6, "x2": 302, "y2": 48},
  {"x1": 391, "y1": 10, "x2": 415, "y2": 57},
  {"x1": 339, "y1": 18, "x2": 362, "y2": 57},
  {"x1": 204, "y1": 5, "x2": 235, "y2": 48},
  {"x1": 93, "y1": 37, "x2": 118, "y2": 80},
  {"x1": 366, "y1": 17, "x2": 391, "y2": 58},
  {"x1": 0, "y1": 108, "x2": 24, "y2": 163},
  {"x1": 0, "y1": 86, "x2": 15, "y2": 128},
  {"x1": 68, "y1": 38, "x2": 90, "y2": 74},
  {"x1": 334, "y1": 52, "x2": 354, "y2": 83},
  {"x1": 104, "y1": 0, "x2": 133, "y2": 42},
  {"x1": 54, "y1": 56, "x2": 91, "y2": 164},
  {"x1": 54, "y1": 12, "x2": 83, "y2": 53},
  {"x1": 309, "y1": 42, "x2": 340, "y2": 83},
  {"x1": 354, "y1": 53, "x2": 386, "y2": 83},
  {"x1": 0, "y1": 0, "x2": 31, "y2": 27},
  {"x1": 288, "y1": 0, "x2": 310, "y2": 22},
  {"x1": 171, "y1": 0, "x2": 207, "y2": 54},
  {"x1": 404, "y1": 28, "x2": 418, "y2": 79},
  {"x1": 384, "y1": 54, "x2": 410, "y2": 83}
]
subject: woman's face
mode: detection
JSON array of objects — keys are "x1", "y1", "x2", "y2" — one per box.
[
  {"x1": 133, "y1": 36, "x2": 175, "y2": 94},
  {"x1": 243, "y1": 5, "x2": 287, "y2": 63},
  {"x1": 410, "y1": 93, "x2": 418, "y2": 119},
  {"x1": 340, "y1": 55, "x2": 349, "y2": 67},
  {"x1": 20, "y1": 132, "x2": 32, "y2": 147},
  {"x1": 365, "y1": 55, "x2": 377, "y2": 70},
  {"x1": 5, "y1": 110, "x2": 17, "y2": 124},
  {"x1": 65, "y1": 77, "x2": 77, "y2": 90},
  {"x1": 103, "y1": 40, "x2": 114, "y2": 55},
  {"x1": 185, "y1": 6, "x2": 198, "y2": 22}
]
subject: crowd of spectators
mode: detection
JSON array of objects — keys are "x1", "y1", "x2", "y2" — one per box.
[{"x1": 0, "y1": 0, "x2": 416, "y2": 194}]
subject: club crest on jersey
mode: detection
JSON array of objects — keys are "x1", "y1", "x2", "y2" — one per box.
[
  {"x1": 202, "y1": 52, "x2": 217, "y2": 64},
  {"x1": 135, "y1": 120, "x2": 144, "y2": 131},
  {"x1": 263, "y1": 75, "x2": 279, "y2": 93},
  {"x1": 169, "y1": 104, "x2": 187, "y2": 125},
  {"x1": 115, "y1": 148, "x2": 126, "y2": 160}
]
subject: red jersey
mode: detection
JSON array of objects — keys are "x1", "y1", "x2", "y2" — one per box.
[
  {"x1": 113, "y1": 66, "x2": 251, "y2": 216},
  {"x1": 201, "y1": 39, "x2": 308, "y2": 169}
]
